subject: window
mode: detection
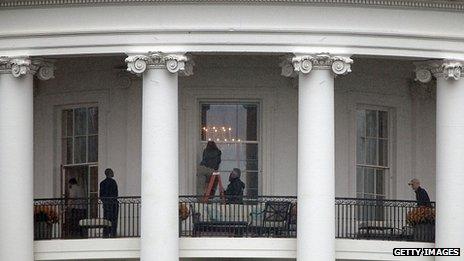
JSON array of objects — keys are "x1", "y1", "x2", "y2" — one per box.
[
  {"x1": 61, "y1": 107, "x2": 98, "y2": 164},
  {"x1": 60, "y1": 106, "x2": 99, "y2": 217},
  {"x1": 200, "y1": 103, "x2": 259, "y2": 196},
  {"x1": 356, "y1": 109, "x2": 389, "y2": 219}
]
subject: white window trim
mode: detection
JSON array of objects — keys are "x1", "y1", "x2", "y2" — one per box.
[
  {"x1": 353, "y1": 104, "x2": 395, "y2": 200},
  {"x1": 180, "y1": 86, "x2": 276, "y2": 196},
  {"x1": 42, "y1": 90, "x2": 109, "y2": 198},
  {"x1": 197, "y1": 100, "x2": 262, "y2": 196},
  {"x1": 60, "y1": 104, "x2": 99, "y2": 167}
]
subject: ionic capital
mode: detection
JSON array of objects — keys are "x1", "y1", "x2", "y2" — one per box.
[
  {"x1": 415, "y1": 60, "x2": 463, "y2": 83},
  {"x1": 125, "y1": 52, "x2": 194, "y2": 76},
  {"x1": 0, "y1": 57, "x2": 55, "y2": 80},
  {"x1": 0, "y1": 57, "x2": 34, "y2": 77},
  {"x1": 281, "y1": 53, "x2": 353, "y2": 77},
  {"x1": 33, "y1": 59, "x2": 56, "y2": 81}
]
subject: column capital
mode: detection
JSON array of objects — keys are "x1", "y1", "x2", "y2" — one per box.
[
  {"x1": 0, "y1": 57, "x2": 34, "y2": 77},
  {"x1": 414, "y1": 60, "x2": 463, "y2": 83},
  {"x1": 281, "y1": 53, "x2": 353, "y2": 77},
  {"x1": 0, "y1": 56, "x2": 55, "y2": 80},
  {"x1": 125, "y1": 52, "x2": 194, "y2": 76}
]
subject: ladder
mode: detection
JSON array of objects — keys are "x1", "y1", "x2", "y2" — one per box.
[{"x1": 202, "y1": 171, "x2": 225, "y2": 203}]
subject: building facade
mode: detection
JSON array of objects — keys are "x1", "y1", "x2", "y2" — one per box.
[{"x1": 0, "y1": 1, "x2": 463, "y2": 260}]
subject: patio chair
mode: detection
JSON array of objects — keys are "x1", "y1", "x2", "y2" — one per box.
[
  {"x1": 286, "y1": 203, "x2": 297, "y2": 237},
  {"x1": 190, "y1": 203, "x2": 247, "y2": 237},
  {"x1": 248, "y1": 201, "x2": 292, "y2": 237}
]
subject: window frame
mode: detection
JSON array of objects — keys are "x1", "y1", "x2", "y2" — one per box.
[
  {"x1": 354, "y1": 104, "x2": 394, "y2": 200},
  {"x1": 57, "y1": 103, "x2": 99, "y2": 201},
  {"x1": 198, "y1": 100, "x2": 262, "y2": 196},
  {"x1": 61, "y1": 104, "x2": 99, "y2": 166}
]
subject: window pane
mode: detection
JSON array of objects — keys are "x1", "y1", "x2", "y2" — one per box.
[
  {"x1": 364, "y1": 167, "x2": 375, "y2": 194},
  {"x1": 366, "y1": 110, "x2": 377, "y2": 137},
  {"x1": 89, "y1": 166, "x2": 99, "y2": 193},
  {"x1": 201, "y1": 103, "x2": 258, "y2": 142},
  {"x1": 378, "y1": 139, "x2": 388, "y2": 166},
  {"x1": 244, "y1": 105, "x2": 258, "y2": 141},
  {"x1": 366, "y1": 138, "x2": 377, "y2": 165},
  {"x1": 62, "y1": 110, "x2": 73, "y2": 137},
  {"x1": 74, "y1": 137, "x2": 87, "y2": 163},
  {"x1": 88, "y1": 136, "x2": 98, "y2": 162},
  {"x1": 201, "y1": 104, "x2": 237, "y2": 141},
  {"x1": 74, "y1": 108, "x2": 87, "y2": 136},
  {"x1": 216, "y1": 143, "x2": 236, "y2": 161},
  {"x1": 245, "y1": 143, "x2": 258, "y2": 163},
  {"x1": 244, "y1": 170, "x2": 259, "y2": 197},
  {"x1": 356, "y1": 111, "x2": 366, "y2": 164},
  {"x1": 200, "y1": 105, "x2": 209, "y2": 141},
  {"x1": 376, "y1": 169, "x2": 385, "y2": 195},
  {"x1": 62, "y1": 138, "x2": 73, "y2": 164},
  {"x1": 356, "y1": 167, "x2": 364, "y2": 194},
  {"x1": 378, "y1": 111, "x2": 388, "y2": 138},
  {"x1": 88, "y1": 107, "x2": 98, "y2": 135}
]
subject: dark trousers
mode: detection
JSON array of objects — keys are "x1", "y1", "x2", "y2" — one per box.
[
  {"x1": 103, "y1": 201, "x2": 119, "y2": 237},
  {"x1": 67, "y1": 208, "x2": 87, "y2": 238}
]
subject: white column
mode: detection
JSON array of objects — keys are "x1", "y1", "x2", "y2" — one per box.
[
  {"x1": 0, "y1": 57, "x2": 35, "y2": 261},
  {"x1": 283, "y1": 54, "x2": 352, "y2": 261},
  {"x1": 416, "y1": 61, "x2": 464, "y2": 260},
  {"x1": 126, "y1": 53, "x2": 192, "y2": 261}
]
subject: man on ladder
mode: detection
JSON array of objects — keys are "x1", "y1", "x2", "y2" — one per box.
[{"x1": 196, "y1": 141, "x2": 223, "y2": 201}]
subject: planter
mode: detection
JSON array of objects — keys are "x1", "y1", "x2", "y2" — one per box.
[
  {"x1": 413, "y1": 223, "x2": 435, "y2": 242},
  {"x1": 34, "y1": 221, "x2": 52, "y2": 240}
]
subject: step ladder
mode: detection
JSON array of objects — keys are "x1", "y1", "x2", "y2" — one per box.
[{"x1": 202, "y1": 171, "x2": 225, "y2": 203}]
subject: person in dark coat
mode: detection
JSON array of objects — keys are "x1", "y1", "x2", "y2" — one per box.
[
  {"x1": 225, "y1": 168, "x2": 245, "y2": 204},
  {"x1": 408, "y1": 178, "x2": 431, "y2": 207},
  {"x1": 100, "y1": 168, "x2": 119, "y2": 237},
  {"x1": 196, "y1": 141, "x2": 222, "y2": 195}
]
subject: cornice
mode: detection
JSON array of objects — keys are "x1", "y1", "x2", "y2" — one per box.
[{"x1": 1, "y1": 0, "x2": 464, "y2": 12}]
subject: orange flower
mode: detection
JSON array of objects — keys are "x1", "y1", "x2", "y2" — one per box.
[
  {"x1": 34, "y1": 205, "x2": 59, "y2": 224},
  {"x1": 406, "y1": 206, "x2": 435, "y2": 226},
  {"x1": 179, "y1": 203, "x2": 189, "y2": 221}
]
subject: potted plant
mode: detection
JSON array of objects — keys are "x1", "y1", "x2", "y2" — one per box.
[
  {"x1": 34, "y1": 205, "x2": 59, "y2": 239},
  {"x1": 406, "y1": 206, "x2": 435, "y2": 241}
]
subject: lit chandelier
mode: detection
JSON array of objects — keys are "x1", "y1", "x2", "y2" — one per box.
[{"x1": 202, "y1": 126, "x2": 241, "y2": 142}]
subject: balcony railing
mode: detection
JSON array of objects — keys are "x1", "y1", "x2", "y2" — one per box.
[
  {"x1": 34, "y1": 196, "x2": 435, "y2": 242},
  {"x1": 179, "y1": 195, "x2": 297, "y2": 238},
  {"x1": 335, "y1": 197, "x2": 435, "y2": 242},
  {"x1": 34, "y1": 196, "x2": 140, "y2": 240}
]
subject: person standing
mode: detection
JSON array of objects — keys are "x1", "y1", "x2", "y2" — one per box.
[
  {"x1": 408, "y1": 178, "x2": 431, "y2": 207},
  {"x1": 67, "y1": 178, "x2": 87, "y2": 238},
  {"x1": 196, "y1": 141, "x2": 222, "y2": 195},
  {"x1": 100, "y1": 168, "x2": 119, "y2": 237}
]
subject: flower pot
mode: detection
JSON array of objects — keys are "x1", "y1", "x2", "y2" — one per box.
[
  {"x1": 34, "y1": 221, "x2": 52, "y2": 240},
  {"x1": 413, "y1": 223, "x2": 435, "y2": 242}
]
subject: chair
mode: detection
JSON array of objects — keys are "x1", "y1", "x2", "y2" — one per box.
[
  {"x1": 190, "y1": 203, "x2": 248, "y2": 237},
  {"x1": 286, "y1": 203, "x2": 297, "y2": 237},
  {"x1": 248, "y1": 201, "x2": 292, "y2": 237}
]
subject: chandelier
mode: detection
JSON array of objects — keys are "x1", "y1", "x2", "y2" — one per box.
[{"x1": 202, "y1": 126, "x2": 241, "y2": 142}]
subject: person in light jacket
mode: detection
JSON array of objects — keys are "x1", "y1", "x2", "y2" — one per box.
[{"x1": 67, "y1": 178, "x2": 87, "y2": 238}]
